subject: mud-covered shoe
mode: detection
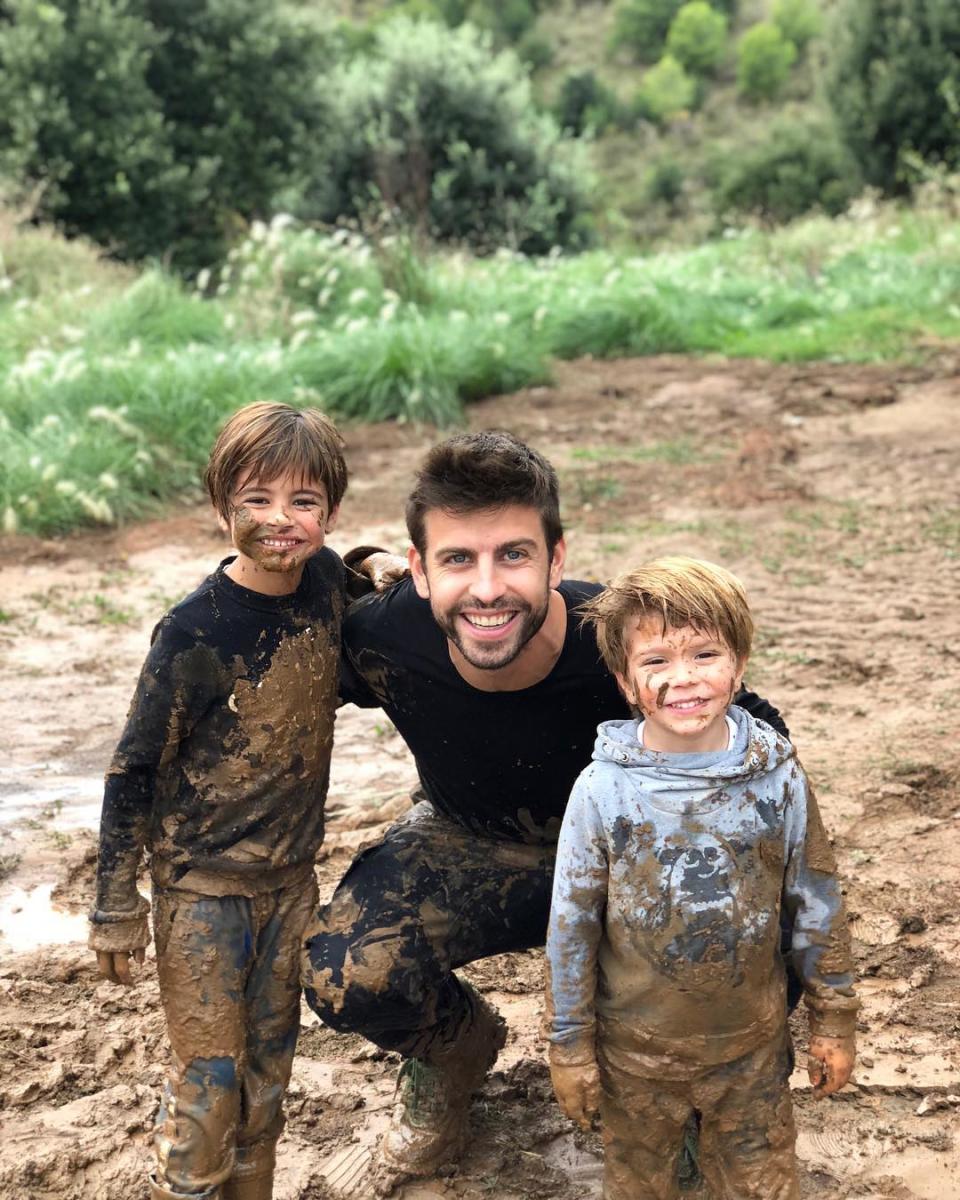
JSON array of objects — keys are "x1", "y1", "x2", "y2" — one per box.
[{"x1": 376, "y1": 985, "x2": 507, "y2": 1192}]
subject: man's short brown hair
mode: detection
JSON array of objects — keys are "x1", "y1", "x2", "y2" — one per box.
[
  {"x1": 581, "y1": 555, "x2": 754, "y2": 678},
  {"x1": 405, "y1": 431, "x2": 562, "y2": 556},
  {"x1": 204, "y1": 401, "x2": 348, "y2": 520}
]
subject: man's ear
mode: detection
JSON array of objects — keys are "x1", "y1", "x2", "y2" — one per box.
[
  {"x1": 325, "y1": 503, "x2": 340, "y2": 534},
  {"x1": 548, "y1": 535, "x2": 566, "y2": 590},
  {"x1": 734, "y1": 656, "x2": 748, "y2": 696},
  {"x1": 614, "y1": 670, "x2": 635, "y2": 708},
  {"x1": 409, "y1": 545, "x2": 430, "y2": 600}
]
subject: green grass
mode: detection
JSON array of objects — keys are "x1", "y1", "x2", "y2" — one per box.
[{"x1": 3, "y1": 199, "x2": 960, "y2": 534}]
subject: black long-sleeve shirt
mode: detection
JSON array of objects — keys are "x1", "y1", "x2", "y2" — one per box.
[
  {"x1": 93, "y1": 551, "x2": 344, "y2": 915},
  {"x1": 339, "y1": 578, "x2": 787, "y2": 844}
]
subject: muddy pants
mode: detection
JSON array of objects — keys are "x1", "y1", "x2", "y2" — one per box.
[
  {"x1": 301, "y1": 802, "x2": 555, "y2": 1057},
  {"x1": 599, "y1": 1031, "x2": 799, "y2": 1200},
  {"x1": 152, "y1": 875, "x2": 318, "y2": 1194}
]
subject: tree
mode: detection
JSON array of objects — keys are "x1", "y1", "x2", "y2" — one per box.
[
  {"x1": 636, "y1": 54, "x2": 697, "y2": 122},
  {"x1": 609, "y1": 0, "x2": 685, "y2": 64},
  {"x1": 666, "y1": 2, "x2": 728, "y2": 75},
  {"x1": 824, "y1": 0, "x2": 960, "y2": 192},
  {"x1": 736, "y1": 22, "x2": 797, "y2": 102},
  {"x1": 310, "y1": 18, "x2": 592, "y2": 253}
]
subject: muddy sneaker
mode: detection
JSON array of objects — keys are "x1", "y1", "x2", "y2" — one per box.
[{"x1": 375, "y1": 985, "x2": 507, "y2": 1193}]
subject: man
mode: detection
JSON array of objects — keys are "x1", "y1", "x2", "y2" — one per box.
[{"x1": 303, "y1": 431, "x2": 788, "y2": 1192}]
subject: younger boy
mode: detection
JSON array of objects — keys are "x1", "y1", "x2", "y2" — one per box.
[
  {"x1": 546, "y1": 556, "x2": 858, "y2": 1200},
  {"x1": 88, "y1": 402, "x2": 348, "y2": 1200}
]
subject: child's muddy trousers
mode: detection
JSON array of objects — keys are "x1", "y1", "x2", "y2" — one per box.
[
  {"x1": 599, "y1": 1030, "x2": 800, "y2": 1200},
  {"x1": 151, "y1": 875, "x2": 318, "y2": 1195}
]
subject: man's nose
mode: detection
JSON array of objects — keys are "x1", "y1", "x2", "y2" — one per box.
[
  {"x1": 267, "y1": 502, "x2": 292, "y2": 524},
  {"x1": 470, "y1": 558, "x2": 505, "y2": 605}
]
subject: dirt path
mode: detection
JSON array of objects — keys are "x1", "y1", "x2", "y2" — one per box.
[{"x1": 1, "y1": 355, "x2": 959, "y2": 1199}]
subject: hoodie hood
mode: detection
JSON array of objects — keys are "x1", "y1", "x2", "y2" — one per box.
[{"x1": 592, "y1": 705, "x2": 794, "y2": 815}]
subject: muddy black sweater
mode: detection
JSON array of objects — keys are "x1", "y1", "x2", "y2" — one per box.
[
  {"x1": 92, "y1": 551, "x2": 344, "y2": 919},
  {"x1": 339, "y1": 578, "x2": 787, "y2": 844}
]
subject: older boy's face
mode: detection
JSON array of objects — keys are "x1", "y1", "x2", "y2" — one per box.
[
  {"x1": 221, "y1": 469, "x2": 339, "y2": 591},
  {"x1": 615, "y1": 619, "x2": 745, "y2": 753}
]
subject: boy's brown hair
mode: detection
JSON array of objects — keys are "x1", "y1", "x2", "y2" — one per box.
[
  {"x1": 405, "y1": 430, "x2": 562, "y2": 556},
  {"x1": 582, "y1": 555, "x2": 754, "y2": 677},
  {"x1": 204, "y1": 401, "x2": 348, "y2": 520}
]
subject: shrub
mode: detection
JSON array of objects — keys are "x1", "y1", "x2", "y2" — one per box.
[
  {"x1": 142, "y1": 0, "x2": 330, "y2": 268},
  {"x1": 713, "y1": 119, "x2": 861, "y2": 222},
  {"x1": 636, "y1": 54, "x2": 697, "y2": 122},
  {"x1": 309, "y1": 19, "x2": 593, "y2": 254},
  {"x1": 0, "y1": 0, "x2": 332, "y2": 269},
  {"x1": 0, "y1": 0, "x2": 191, "y2": 262},
  {"x1": 645, "y1": 158, "x2": 686, "y2": 209},
  {"x1": 824, "y1": 0, "x2": 960, "y2": 193},
  {"x1": 609, "y1": 0, "x2": 684, "y2": 64},
  {"x1": 736, "y1": 22, "x2": 797, "y2": 101},
  {"x1": 666, "y1": 2, "x2": 728, "y2": 76},
  {"x1": 517, "y1": 30, "x2": 555, "y2": 70},
  {"x1": 772, "y1": 0, "x2": 823, "y2": 52},
  {"x1": 555, "y1": 70, "x2": 620, "y2": 134}
]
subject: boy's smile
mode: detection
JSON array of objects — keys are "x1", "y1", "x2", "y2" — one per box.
[
  {"x1": 221, "y1": 470, "x2": 339, "y2": 595},
  {"x1": 615, "y1": 619, "x2": 745, "y2": 753}
]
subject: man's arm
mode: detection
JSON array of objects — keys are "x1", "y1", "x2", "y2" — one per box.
[{"x1": 735, "y1": 685, "x2": 789, "y2": 739}]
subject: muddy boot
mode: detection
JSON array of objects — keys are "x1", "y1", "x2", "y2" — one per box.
[
  {"x1": 149, "y1": 1175, "x2": 220, "y2": 1199},
  {"x1": 375, "y1": 983, "x2": 507, "y2": 1194},
  {"x1": 222, "y1": 1142, "x2": 275, "y2": 1200}
]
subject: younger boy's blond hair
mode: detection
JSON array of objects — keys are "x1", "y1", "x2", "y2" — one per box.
[
  {"x1": 204, "y1": 401, "x2": 348, "y2": 520},
  {"x1": 582, "y1": 555, "x2": 754, "y2": 677}
]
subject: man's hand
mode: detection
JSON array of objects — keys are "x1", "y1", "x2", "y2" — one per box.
[
  {"x1": 95, "y1": 947, "x2": 145, "y2": 986},
  {"x1": 549, "y1": 1057, "x2": 601, "y2": 1130},
  {"x1": 808, "y1": 1034, "x2": 855, "y2": 1098},
  {"x1": 361, "y1": 552, "x2": 409, "y2": 593}
]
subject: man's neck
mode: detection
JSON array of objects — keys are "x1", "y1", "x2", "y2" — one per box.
[{"x1": 448, "y1": 588, "x2": 568, "y2": 692}]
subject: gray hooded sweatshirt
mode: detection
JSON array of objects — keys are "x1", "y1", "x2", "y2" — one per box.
[{"x1": 547, "y1": 706, "x2": 858, "y2": 1071}]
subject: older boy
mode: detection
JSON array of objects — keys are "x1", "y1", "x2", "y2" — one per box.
[
  {"x1": 546, "y1": 556, "x2": 858, "y2": 1200},
  {"x1": 89, "y1": 402, "x2": 347, "y2": 1200}
]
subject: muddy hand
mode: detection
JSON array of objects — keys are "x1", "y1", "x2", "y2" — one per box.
[
  {"x1": 808, "y1": 1034, "x2": 855, "y2": 1098},
  {"x1": 96, "y1": 947, "x2": 145, "y2": 986},
  {"x1": 362, "y1": 552, "x2": 409, "y2": 592},
  {"x1": 549, "y1": 1059, "x2": 601, "y2": 1131}
]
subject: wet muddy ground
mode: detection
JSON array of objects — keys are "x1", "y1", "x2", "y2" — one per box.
[{"x1": 1, "y1": 354, "x2": 959, "y2": 1199}]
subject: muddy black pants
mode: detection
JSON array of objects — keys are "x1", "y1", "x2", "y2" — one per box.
[{"x1": 301, "y1": 802, "x2": 555, "y2": 1058}]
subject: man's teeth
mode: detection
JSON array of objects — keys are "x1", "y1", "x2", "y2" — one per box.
[
  {"x1": 465, "y1": 613, "x2": 513, "y2": 628},
  {"x1": 670, "y1": 699, "x2": 704, "y2": 709},
  {"x1": 262, "y1": 538, "x2": 300, "y2": 548}
]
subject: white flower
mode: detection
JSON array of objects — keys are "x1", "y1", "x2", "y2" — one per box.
[
  {"x1": 271, "y1": 213, "x2": 296, "y2": 232},
  {"x1": 291, "y1": 310, "x2": 316, "y2": 327},
  {"x1": 29, "y1": 454, "x2": 43, "y2": 470},
  {"x1": 55, "y1": 479, "x2": 78, "y2": 496},
  {"x1": 2, "y1": 506, "x2": 17, "y2": 534},
  {"x1": 290, "y1": 329, "x2": 312, "y2": 352},
  {"x1": 449, "y1": 310, "x2": 468, "y2": 323},
  {"x1": 327, "y1": 268, "x2": 340, "y2": 285},
  {"x1": 380, "y1": 303, "x2": 397, "y2": 322},
  {"x1": 348, "y1": 288, "x2": 369, "y2": 306},
  {"x1": 317, "y1": 288, "x2": 332, "y2": 308},
  {"x1": 345, "y1": 317, "x2": 369, "y2": 335},
  {"x1": 196, "y1": 268, "x2": 211, "y2": 292},
  {"x1": 134, "y1": 449, "x2": 152, "y2": 464},
  {"x1": 493, "y1": 312, "x2": 511, "y2": 326},
  {"x1": 533, "y1": 305, "x2": 548, "y2": 327},
  {"x1": 42, "y1": 464, "x2": 58, "y2": 482},
  {"x1": 126, "y1": 338, "x2": 142, "y2": 358},
  {"x1": 224, "y1": 313, "x2": 236, "y2": 332},
  {"x1": 383, "y1": 289, "x2": 400, "y2": 303},
  {"x1": 98, "y1": 472, "x2": 119, "y2": 491},
  {"x1": 78, "y1": 492, "x2": 113, "y2": 523},
  {"x1": 603, "y1": 269, "x2": 621, "y2": 288},
  {"x1": 60, "y1": 325, "x2": 84, "y2": 342},
  {"x1": 250, "y1": 219, "x2": 268, "y2": 241}
]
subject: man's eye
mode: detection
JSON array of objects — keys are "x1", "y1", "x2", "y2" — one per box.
[
  {"x1": 642, "y1": 658, "x2": 666, "y2": 667},
  {"x1": 504, "y1": 549, "x2": 526, "y2": 561},
  {"x1": 696, "y1": 651, "x2": 720, "y2": 660},
  {"x1": 445, "y1": 553, "x2": 469, "y2": 565}
]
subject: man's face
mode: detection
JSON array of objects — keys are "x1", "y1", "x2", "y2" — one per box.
[{"x1": 409, "y1": 504, "x2": 565, "y2": 671}]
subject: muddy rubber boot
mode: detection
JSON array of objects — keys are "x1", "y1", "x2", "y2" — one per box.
[
  {"x1": 222, "y1": 1141, "x2": 275, "y2": 1200},
  {"x1": 149, "y1": 1175, "x2": 220, "y2": 1200},
  {"x1": 374, "y1": 983, "x2": 507, "y2": 1194}
]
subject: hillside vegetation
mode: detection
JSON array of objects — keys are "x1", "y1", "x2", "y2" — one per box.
[{"x1": 3, "y1": 191, "x2": 960, "y2": 535}]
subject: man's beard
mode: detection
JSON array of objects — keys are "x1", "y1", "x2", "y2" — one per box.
[{"x1": 435, "y1": 592, "x2": 551, "y2": 670}]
